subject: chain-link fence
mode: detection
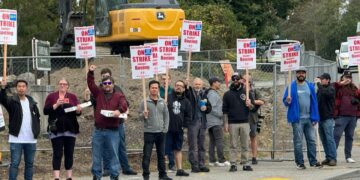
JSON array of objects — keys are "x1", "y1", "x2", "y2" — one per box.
[{"x1": 0, "y1": 49, "x2": 343, "y2": 161}]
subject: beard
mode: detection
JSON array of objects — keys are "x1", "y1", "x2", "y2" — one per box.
[
  {"x1": 176, "y1": 91, "x2": 183, "y2": 95},
  {"x1": 297, "y1": 76, "x2": 306, "y2": 82}
]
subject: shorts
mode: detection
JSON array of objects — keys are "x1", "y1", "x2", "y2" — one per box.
[
  {"x1": 249, "y1": 122, "x2": 257, "y2": 138},
  {"x1": 165, "y1": 131, "x2": 184, "y2": 152}
]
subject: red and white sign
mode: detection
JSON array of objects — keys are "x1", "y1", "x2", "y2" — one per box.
[
  {"x1": 145, "y1": 43, "x2": 166, "y2": 74},
  {"x1": 180, "y1": 20, "x2": 202, "y2": 52},
  {"x1": 348, "y1": 36, "x2": 360, "y2": 66},
  {"x1": 0, "y1": 9, "x2": 17, "y2": 45},
  {"x1": 236, "y1": 38, "x2": 256, "y2": 69},
  {"x1": 130, "y1": 46, "x2": 154, "y2": 79},
  {"x1": 74, "y1": 26, "x2": 96, "y2": 59},
  {"x1": 158, "y1": 36, "x2": 178, "y2": 69},
  {"x1": 280, "y1": 43, "x2": 301, "y2": 72}
]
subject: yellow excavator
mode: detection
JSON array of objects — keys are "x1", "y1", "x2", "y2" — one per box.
[{"x1": 51, "y1": 0, "x2": 185, "y2": 55}]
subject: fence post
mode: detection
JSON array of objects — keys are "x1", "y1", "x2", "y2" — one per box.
[
  {"x1": 208, "y1": 50, "x2": 211, "y2": 62},
  {"x1": 80, "y1": 58, "x2": 83, "y2": 69},
  {"x1": 200, "y1": 63, "x2": 203, "y2": 79},
  {"x1": 272, "y1": 63, "x2": 277, "y2": 160},
  {"x1": 27, "y1": 58, "x2": 30, "y2": 73}
]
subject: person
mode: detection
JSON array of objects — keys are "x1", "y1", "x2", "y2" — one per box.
[
  {"x1": 166, "y1": 80, "x2": 192, "y2": 176},
  {"x1": 139, "y1": 80, "x2": 171, "y2": 180},
  {"x1": 315, "y1": 73, "x2": 337, "y2": 166},
  {"x1": 160, "y1": 74, "x2": 175, "y2": 172},
  {"x1": 206, "y1": 77, "x2": 230, "y2": 167},
  {"x1": 87, "y1": 65, "x2": 128, "y2": 180},
  {"x1": 282, "y1": 66, "x2": 322, "y2": 169},
  {"x1": 241, "y1": 73, "x2": 265, "y2": 165},
  {"x1": 333, "y1": 70, "x2": 360, "y2": 163},
  {"x1": 0, "y1": 79, "x2": 41, "y2": 180},
  {"x1": 84, "y1": 68, "x2": 137, "y2": 176},
  {"x1": 44, "y1": 78, "x2": 82, "y2": 180},
  {"x1": 223, "y1": 73, "x2": 254, "y2": 172},
  {"x1": 185, "y1": 77, "x2": 212, "y2": 173}
]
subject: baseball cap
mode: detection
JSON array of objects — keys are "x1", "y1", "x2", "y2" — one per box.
[
  {"x1": 295, "y1": 66, "x2": 307, "y2": 73},
  {"x1": 231, "y1": 72, "x2": 241, "y2": 81},
  {"x1": 208, "y1": 77, "x2": 221, "y2": 85},
  {"x1": 343, "y1": 70, "x2": 352, "y2": 77},
  {"x1": 319, "y1": 73, "x2": 331, "y2": 80}
]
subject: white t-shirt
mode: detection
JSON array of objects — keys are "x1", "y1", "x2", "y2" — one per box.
[{"x1": 9, "y1": 97, "x2": 37, "y2": 143}]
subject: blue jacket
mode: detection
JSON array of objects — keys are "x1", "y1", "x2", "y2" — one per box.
[{"x1": 282, "y1": 80, "x2": 320, "y2": 123}]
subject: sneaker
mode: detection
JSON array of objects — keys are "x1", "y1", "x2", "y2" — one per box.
[
  {"x1": 159, "y1": 175, "x2": 173, "y2": 180},
  {"x1": 346, "y1": 158, "x2": 356, "y2": 163},
  {"x1": 167, "y1": 166, "x2": 176, "y2": 173},
  {"x1": 321, "y1": 159, "x2": 330, "y2": 165},
  {"x1": 243, "y1": 165, "x2": 253, "y2": 171},
  {"x1": 310, "y1": 162, "x2": 323, "y2": 168},
  {"x1": 329, "y1": 159, "x2": 337, "y2": 166},
  {"x1": 191, "y1": 167, "x2": 200, "y2": 173},
  {"x1": 93, "y1": 176, "x2": 101, "y2": 180},
  {"x1": 224, "y1": 161, "x2": 231, "y2": 166},
  {"x1": 176, "y1": 169, "x2": 190, "y2": 176},
  {"x1": 110, "y1": 176, "x2": 119, "y2": 180},
  {"x1": 215, "y1": 162, "x2": 225, "y2": 167},
  {"x1": 296, "y1": 164, "x2": 306, "y2": 170},
  {"x1": 123, "y1": 169, "x2": 138, "y2": 175},
  {"x1": 199, "y1": 166, "x2": 210, "y2": 172},
  {"x1": 229, "y1": 165, "x2": 237, "y2": 172},
  {"x1": 208, "y1": 162, "x2": 216, "y2": 166},
  {"x1": 252, "y1": 157, "x2": 258, "y2": 165}
]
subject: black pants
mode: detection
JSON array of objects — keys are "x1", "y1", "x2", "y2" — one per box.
[
  {"x1": 142, "y1": 132, "x2": 166, "y2": 178},
  {"x1": 51, "y1": 136, "x2": 76, "y2": 170}
]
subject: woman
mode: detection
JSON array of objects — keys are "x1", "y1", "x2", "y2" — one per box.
[{"x1": 44, "y1": 78, "x2": 81, "y2": 180}]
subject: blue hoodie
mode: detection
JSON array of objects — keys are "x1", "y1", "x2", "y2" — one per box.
[{"x1": 282, "y1": 80, "x2": 320, "y2": 123}]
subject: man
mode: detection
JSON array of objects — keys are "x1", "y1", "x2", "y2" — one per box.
[
  {"x1": 206, "y1": 77, "x2": 230, "y2": 167},
  {"x1": 0, "y1": 79, "x2": 41, "y2": 180},
  {"x1": 85, "y1": 68, "x2": 137, "y2": 176},
  {"x1": 166, "y1": 80, "x2": 192, "y2": 176},
  {"x1": 160, "y1": 74, "x2": 175, "y2": 172},
  {"x1": 333, "y1": 71, "x2": 360, "y2": 163},
  {"x1": 87, "y1": 65, "x2": 128, "y2": 180},
  {"x1": 241, "y1": 73, "x2": 265, "y2": 165},
  {"x1": 282, "y1": 66, "x2": 322, "y2": 169},
  {"x1": 223, "y1": 73, "x2": 254, "y2": 172},
  {"x1": 315, "y1": 73, "x2": 337, "y2": 166},
  {"x1": 185, "y1": 77, "x2": 211, "y2": 173},
  {"x1": 139, "y1": 80, "x2": 171, "y2": 180}
]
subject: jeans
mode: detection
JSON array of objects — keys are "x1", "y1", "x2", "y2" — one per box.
[
  {"x1": 188, "y1": 119, "x2": 206, "y2": 169},
  {"x1": 9, "y1": 143, "x2": 36, "y2": 180},
  {"x1": 291, "y1": 118, "x2": 317, "y2": 166},
  {"x1": 142, "y1": 132, "x2": 166, "y2": 178},
  {"x1": 104, "y1": 124, "x2": 132, "y2": 172},
  {"x1": 334, "y1": 116, "x2": 357, "y2": 159},
  {"x1": 91, "y1": 128, "x2": 120, "y2": 178},
  {"x1": 319, "y1": 119, "x2": 337, "y2": 160},
  {"x1": 229, "y1": 123, "x2": 249, "y2": 164},
  {"x1": 208, "y1": 125, "x2": 226, "y2": 163}
]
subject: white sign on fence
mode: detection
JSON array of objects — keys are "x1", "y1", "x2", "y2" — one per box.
[
  {"x1": 236, "y1": 38, "x2": 256, "y2": 69},
  {"x1": 180, "y1": 20, "x2": 202, "y2": 52},
  {"x1": 0, "y1": 9, "x2": 17, "y2": 45},
  {"x1": 158, "y1": 36, "x2": 179, "y2": 69},
  {"x1": 348, "y1": 36, "x2": 360, "y2": 66},
  {"x1": 130, "y1": 46, "x2": 154, "y2": 79},
  {"x1": 74, "y1": 26, "x2": 96, "y2": 59},
  {"x1": 280, "y1": 43, "x2": 301, "y2": 72},
  {"x1": 145, "y1": 43, "x2": 166, "y2": 74}
]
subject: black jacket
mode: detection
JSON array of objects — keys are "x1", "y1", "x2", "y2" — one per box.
[
  {"x1": 223, "y1": 83, "x2": 255, "y2": 124},
  {"x1": 167, "y1": 90, "x2": 192, "y2": 132},
  {"x1": 184, "y1": 86, "x2": 211, "y2": 127},
  {"x1": 317, "y1": 83, "x2": 335, "y2": 121},
  {"x1": 0, "y1": 88, "x2": 41, "y2": 138}
]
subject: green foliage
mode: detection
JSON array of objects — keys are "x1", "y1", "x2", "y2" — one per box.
[{"x1": 0, "y1": 0, "x2": 58, "y2": 56}]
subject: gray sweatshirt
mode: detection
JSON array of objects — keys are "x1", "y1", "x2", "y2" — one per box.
[
  {"x1": 206, "y1": 89, "x2": 223, "y2": 128},
  {"x1": 138, "y1": 96, "x2": 169, "y2": 133}
]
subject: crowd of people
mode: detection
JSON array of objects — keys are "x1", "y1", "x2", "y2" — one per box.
[{"x1": 1, "y1": 64, "x2": 359, "y2": 180}]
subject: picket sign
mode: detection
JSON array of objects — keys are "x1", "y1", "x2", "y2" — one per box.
[
  {"x1": 280, "y1": 43, "x2": 301, "y2": 98},
  {"x1": 347, "y1": 36, "x2": 360, "y2": 81}
]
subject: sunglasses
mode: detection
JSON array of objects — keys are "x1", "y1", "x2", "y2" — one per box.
[
  {"x1": 231, "y1": 76, "x2": 240, "y2": 81},
  {"x1": 102, "y1": 81, "x2": 112, "y2": 85}
]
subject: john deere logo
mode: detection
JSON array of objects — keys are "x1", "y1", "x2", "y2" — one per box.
[{"x1": 157, "y1": 12, "x2": 165, "y2": 20}]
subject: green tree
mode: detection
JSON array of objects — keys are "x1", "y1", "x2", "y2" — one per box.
[{"x1": 1, "y1": 0, "x2": 58, "y2": 56}]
